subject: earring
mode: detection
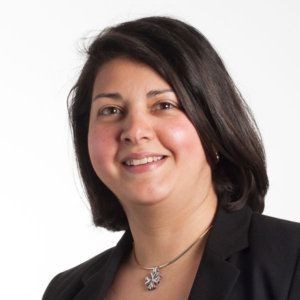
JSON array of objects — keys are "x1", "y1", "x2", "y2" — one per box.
[{"x1": 216, "y1": 152, "x2": 220, "y2": 162}]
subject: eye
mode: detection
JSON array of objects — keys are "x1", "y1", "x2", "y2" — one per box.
[
  {"x1": 153, "y1": 101, "x2": 177, "y2": 111},
  {"x1": 97, "y1": 106, "x2": 123, "y2": 116}
]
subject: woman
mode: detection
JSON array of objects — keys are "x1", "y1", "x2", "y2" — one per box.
[{"x1": 43, "y1": 16, "x2": 300, "y2": 299}]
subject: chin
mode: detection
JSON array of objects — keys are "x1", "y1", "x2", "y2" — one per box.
[{"x1": 119, "y1": 188, "x2": 171, "y2": 207}]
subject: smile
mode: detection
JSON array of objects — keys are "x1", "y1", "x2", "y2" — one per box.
[{"x1": 124, "y1": 156, "x2": 164, "y2": 166}]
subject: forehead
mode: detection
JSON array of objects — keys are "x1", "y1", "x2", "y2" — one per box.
[{"x1": 92, "y1": 57, "x2": 171, "y2": 95}]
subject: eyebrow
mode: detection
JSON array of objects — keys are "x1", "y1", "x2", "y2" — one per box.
[{"x1": 92, "y1": 89, "x2": 174, "y2": 102}]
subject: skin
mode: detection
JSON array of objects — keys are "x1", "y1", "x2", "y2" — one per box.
[{"x1": 88, "y1": 57, "x2": 218, "y2": 272}]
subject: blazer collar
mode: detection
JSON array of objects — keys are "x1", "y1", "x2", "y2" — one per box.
[
  {"x1": 188, "y1": 204, "x2": 252, "y2": 299},
  {"x1": 75, "y1": 204, "x2": 253, "y2": 300},
  {"x1": 74, "y1": 230, "x2": 133, "y2": 300},
  {"x1": 206, "y1": 203, "x2": 252, "y2": 259}
]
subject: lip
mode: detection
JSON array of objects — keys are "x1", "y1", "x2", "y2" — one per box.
[
  {"x1": 120, "y1": 152, "x2": 168, "y2": 174},
  {"x1": 121, "y1": 152, "x2": 167, "y2": 163}
]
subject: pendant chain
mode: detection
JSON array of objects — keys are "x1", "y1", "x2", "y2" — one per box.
[{"x1": 133, "y1": 224, "x2": 213, "y2": 270}]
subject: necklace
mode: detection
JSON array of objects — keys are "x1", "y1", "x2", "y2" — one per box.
[{"x1": 132, "y1": 224, "x2": 213, "y2": 291}]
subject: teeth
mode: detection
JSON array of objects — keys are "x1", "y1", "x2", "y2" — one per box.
[{"x1": 125, "y1": 156, "x2": 164, "y2": 166}]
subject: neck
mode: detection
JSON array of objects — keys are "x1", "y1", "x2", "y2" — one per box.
[{"x1": 124, "y1": 184, "x2": 218, "y2": 267}]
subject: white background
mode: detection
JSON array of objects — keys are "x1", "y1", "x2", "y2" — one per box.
[{"x1": 1, "y1": 1, "x2": 299, "y2": 299}]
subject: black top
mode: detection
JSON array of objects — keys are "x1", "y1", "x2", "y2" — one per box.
[{"x1": 43, "y1": 205, "x2": 300, "y2": 299}]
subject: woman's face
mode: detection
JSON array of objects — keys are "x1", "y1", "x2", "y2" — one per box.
[{"x1": 88, "y1": 57, "x2": 213, "y2": 209}]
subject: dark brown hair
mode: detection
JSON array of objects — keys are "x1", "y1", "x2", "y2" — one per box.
[{"x1": 68, "y1": 16, "x2": 269, "y2": 231}]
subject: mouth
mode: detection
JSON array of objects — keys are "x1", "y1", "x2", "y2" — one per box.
[{"x1": 123, "y1": 155, "x2": 167, "y2": 166}]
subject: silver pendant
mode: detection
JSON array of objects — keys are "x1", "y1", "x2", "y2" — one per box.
[{"x1": 144, "y1": 266, "x2": 161, "y2": 290}]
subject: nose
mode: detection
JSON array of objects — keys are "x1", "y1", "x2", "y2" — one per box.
[{"x1": 120, "y1": 111, "x2": 155, "y2": 145}]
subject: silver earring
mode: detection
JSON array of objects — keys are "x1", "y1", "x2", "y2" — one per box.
[{"x1": 216, "y1": 152, "x2": 220, "y2": 161}]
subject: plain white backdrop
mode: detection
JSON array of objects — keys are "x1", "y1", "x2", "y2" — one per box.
[{"x1": 1, "y1": 1, "x2": 299, "y2": 299}]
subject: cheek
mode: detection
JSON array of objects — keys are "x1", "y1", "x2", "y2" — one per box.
[
  {"x1": 87, "y1": 127, "x2": 116, "y2": 172},
  {"x1": 164, "y1": 118, "x2": 206, "y2": 159}
]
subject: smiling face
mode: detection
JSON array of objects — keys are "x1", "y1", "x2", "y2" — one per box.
[{"x1": 88, "y1": 57, "x2": 213, "y2": 211}]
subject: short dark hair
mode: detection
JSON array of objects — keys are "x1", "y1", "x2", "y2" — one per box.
[{"x1": 68, "y1": 16, "x2": 269, "y2": 231}]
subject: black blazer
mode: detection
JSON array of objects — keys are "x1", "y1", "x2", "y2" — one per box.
[{"x1": 43, "y1": 205, "x2": 300, "y2": 299}]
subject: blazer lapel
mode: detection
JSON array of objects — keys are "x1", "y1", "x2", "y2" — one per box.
[
  {"x1": 74, "y1": 230, "x2": 133, "y2": 300},
  {"x1": 188, "y1": 205, "x2": 253, "y2": 300}
]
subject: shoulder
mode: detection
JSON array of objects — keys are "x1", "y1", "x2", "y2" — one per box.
[
  {"x1": 227, "y1": 211, "x2": 300, "y2": 298},
  {"x1": 248, "y1": 212, "x2": 300, "y2": 262},
  {"x1": 42, "y1": 247, "x2": 114, "y2": 300},
  {"x1": 247, "y1": 212, "x2": 300, "y2": 291},
  {"x1": 42, "y1": 230, "x2": 133, "y2": 299},
  {"x1": 250, "y1": 212, "x2": 300, "y2": 252}
]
